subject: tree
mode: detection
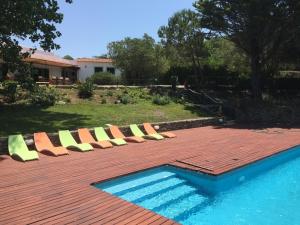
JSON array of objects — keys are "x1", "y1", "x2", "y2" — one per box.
[
  {"x1": 94, "y1": 54, "x2": 109, "y2": 59},
  {"x1": 0, "y1": 0, "x2": 72, "y2": 71},
  {"x1": 108, "y1": 34, "x2": 169, "y2": 85},
  {"x1": 205, "y1": 38, "x2": 250, "y2": 77},
  {"x1": 194, "y1": 0, "x2": 300, "y2": 99},
  {"x1": 63, "y1": 55, "x2": 74, "y2": 60},
  {"x1": 278, "y1": 30, "x2": 300, "y2": 71},
  {"x1": 158, "y1": 9, "x2": 207, "y2": 85}
]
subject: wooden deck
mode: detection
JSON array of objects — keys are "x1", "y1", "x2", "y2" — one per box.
[{"x1": 0, "y1": 126, "x2": 299, "y2": 225}]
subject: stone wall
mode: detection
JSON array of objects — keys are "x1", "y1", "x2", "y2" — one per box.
[{"x1": 0, "y1": 117, "x2": 220, "y2": 154}]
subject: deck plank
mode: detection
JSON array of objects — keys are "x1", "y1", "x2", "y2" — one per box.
[{"x1": 0, "y1": 126, "x2": 299, "y2": 224}]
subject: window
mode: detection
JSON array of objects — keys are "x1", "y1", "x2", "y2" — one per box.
[
  {"x1": 62, "y1": 68, "x2": 78, "y2": 82},
  {"x1": 107, "y1": 67, "x2": 115, "y2": 75},
  {"x1": 31, "y1": 68, "x2": 49, "y2": 81},
  {"x1": 94, "y1": 67, "x2": 103, "y2": 73}
]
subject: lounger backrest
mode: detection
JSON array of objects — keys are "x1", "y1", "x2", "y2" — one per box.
[
  {"x1": 130, "y1": 124, "x2": 145, "y2": 137},
  {"x1": 143, "y1": 123, "x2": 157, "y2": 135},
  {"x1": 34, "y1": 132, "x2": 54, "y2": 151},
  {"x1": 8, "y1": 135, "x2": 29, "y2": 156},
  {"x1": 59, "y1": 130, "x2": 77, "y2": 147},
  {"x1": 78, "y1": 128, "x2": 96, "y2": 143},
  {"x1": 94, "y1": 127, "x2": 110, "y2": 141},
  {"x1": 110, "y1": 126, "x2": 125, "y2": 139}
]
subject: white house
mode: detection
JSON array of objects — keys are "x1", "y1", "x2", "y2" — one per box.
[
  {"x1": 77, "y1": 58, "x2": 121, "y2": 82},
  {"x1": 24, "y1": 49, "x2": 79, "y2": 84},
  {"x1": 0, "y1": 48, "x2": 121, "y2": 84}
]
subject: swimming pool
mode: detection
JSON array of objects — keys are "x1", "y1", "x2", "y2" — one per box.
[{"x1": 94, "y1": 145, "x2": 300, "y2": 225}]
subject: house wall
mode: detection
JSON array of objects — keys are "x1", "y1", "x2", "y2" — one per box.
[
  {"x1": 77, "y1": 62, "x2": 121, "y2": 82},
  {"x1": 32, "y1": 64, "x2": 63, "y2": 78},
  {"x1": 2, "y1": 57, "x2": 121, "y2": 83}
]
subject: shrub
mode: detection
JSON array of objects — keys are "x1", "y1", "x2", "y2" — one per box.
[
  {"x1": 20, "y1": 76, "x2": 36, "y2": 92},
  {"x1": 152, "y1": 95, "x2": 171, "y2": 105},
  {"x1": 106, "y1": 90, "x2": 114, "y2": 96},
  {"x1": 30, "y1": 86, "x2": 59, "y2": 107},
  {"x1": 101, "y1": 98, "x2": 107, "y2": 104},
  {"x1": 123, "y1": 88, "x2": 151, "y2": 102},
  {"x1": 138, "y1": 89, "x2": 151, "y2": 100},
  {"x1": 2, "y1": 80, "x2": 18, "y2": 103},
  {"x1": 91, "y1": 72, "x2": 117, "y2": 85},
  {"x1": 78, "y1": 79, "x2": 94, "y2": 99},
  {"x1": 120, "y1": 95, "x2": 132, "y2": 104},
  {"x1": 122, "y1": 88, "x2": 129, "y2": 94},
  {"x1": 235, "y1": 99, "x2": 300, "y2": 124}
]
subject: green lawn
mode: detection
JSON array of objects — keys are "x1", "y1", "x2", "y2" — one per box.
[{"x1": 0, "y1": 102, "x2": 205, "y2": 137}]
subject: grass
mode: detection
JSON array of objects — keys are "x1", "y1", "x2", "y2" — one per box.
[{"x1": 0, "y1": 101, "x2": 205, "y2": 137}]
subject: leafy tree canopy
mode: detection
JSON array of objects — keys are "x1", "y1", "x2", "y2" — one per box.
[
  {"x1": 194, "y1": 0, "x2": 300, "y2": 99},
  {"x1": 205, "y1": 38, "x2": 250, "y2": 77},
  {"x1": 63, "y1": 55, "x2": 74, "y2": 60},
  {"x1": 94, "y1": 54, "x2": 109, "y2": 59},
  {"x1": 278, "y1": 30, "x2": 300, "y2": 71},
  {"x1": 158, "y1": 9, "x2": 207, "y2": 84},
  {"x1": 0, "y1": 0, "x2": 72, "y2": 71},
  {"x1": 108, "y1": 34, "x2": 169, "y2": 85}
]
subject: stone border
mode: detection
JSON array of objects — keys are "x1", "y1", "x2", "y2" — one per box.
[
  {"x1": 50, "y1": 85, "x2": 185, "y2": 90},
  {"x1": 0, "y1": 117, "x2": 220, "y2": 154}
]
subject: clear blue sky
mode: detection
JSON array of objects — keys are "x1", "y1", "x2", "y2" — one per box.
[{"x1": 20, "y1": 0, "x2": 196, "y2": 58}]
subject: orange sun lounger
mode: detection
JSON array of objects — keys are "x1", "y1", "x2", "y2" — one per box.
[
  {"x1": 143, "y1": 123, "x2": 176, "y2": 138},
  {"x1": 78, "y1": 128, "x2": 113, "y2": 149},
  {"x1": 34, "y1": 132, "x2": 69, "y2": 156},
  {"x1": 109, "y1": 125, "x2": 145, "y2": 143}
]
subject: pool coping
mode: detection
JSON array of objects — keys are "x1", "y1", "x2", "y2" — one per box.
[
  {"x1": 90, "y1": 143, "x2": 300, "y2": 189},
  {"x1": 172, "y1": 144, "x2": 300, "y2": 176}
]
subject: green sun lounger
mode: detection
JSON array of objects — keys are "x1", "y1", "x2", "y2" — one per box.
[
  {"x1": 58, "y1": 130, "x2": 93, "y2": 152},
  {"x1": 94, "y1": 127, "x2": 127, "y2": 146},
  {"x1": 130, "y1": 124, "x2": 164, "y2": 140},
  {"x1": 8, "y1": 135, "x2": 39, "y2": 162}
]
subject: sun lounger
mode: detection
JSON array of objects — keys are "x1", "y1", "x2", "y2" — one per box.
[
  {"x1": 109, "y1": 125, "x2": 145, "y2": 143},
  {"x1": 34, "y1": 132, "x2": 69, "y2": 156},
  {"x1": 58, "y1": 130, "x2": 93, "y2": 152},
  {"x1": 129, "y1": 124, "x2": 164, "y2": 140},
  {"x1": 143, "y1": 123, "x2": 176, "y2": 138},
  {"x1": 8, "y1": 135, "x2": 39, "y2": 161},
  {"x1": 78, "y1": 128, "x2": 113, "y2": 149},
  {"x1": 94, "y1": 127, "x2": 127, "y2": 146}
]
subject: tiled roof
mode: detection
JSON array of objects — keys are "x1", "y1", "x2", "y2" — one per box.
[
  {"x1": 18, "y1": 47, "x2": 114, "y2": 67},
  {"x1": 23, "y1": 48, "x2": 78, "y2": 67},
  {"x1": 77, "y1": 58, "x2": 113, "y2": 63}
]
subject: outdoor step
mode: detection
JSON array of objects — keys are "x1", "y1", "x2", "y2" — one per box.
[
  {"x1": 131, "y1": 180, "x2": 190, "y2": 205},
  {"x1": 119, "y1": 177, "x2": 187, "y2": 202},
  {"x1": 139, "y1": 185, "x2": 198, "y2": 211},
  {"x1": 99, "y1": 170, "x2": 176, "y2": 194},
  {"x1": 174, "y1": 195, "x2": 215, "y2": 223},
  {"x1": 156, "y1": 189, "x2": 209, "y2": 220},
  {"x1": 112, "y1": 174, "x2": 177, "y2": 196}
]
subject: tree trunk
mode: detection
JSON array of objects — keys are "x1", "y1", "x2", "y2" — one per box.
[
  {"x1": 195, "y1": 59, "x2": 203, "y2": 86},
  {"x1": 171, "y1": 76, "x2": 177, "y2": 92},
  {"x1": 191, "y1": 54, "x2": 201, "y2": 88},
  {"x1": 250, "y1": 56, "x2": 263, "y2": 100}
]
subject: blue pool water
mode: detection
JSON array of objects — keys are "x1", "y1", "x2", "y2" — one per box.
[{"x1": 94, "y1": 145, "x2": 300, "y2": 225}]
